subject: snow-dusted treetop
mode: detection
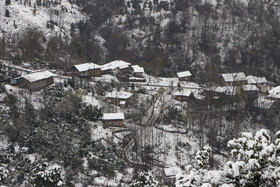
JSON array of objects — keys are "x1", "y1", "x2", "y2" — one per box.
[{"x1": 176, "y1": 129, "x2": 280, "y2": 187}]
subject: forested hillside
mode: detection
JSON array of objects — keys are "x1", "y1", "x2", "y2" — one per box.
[{"x1": 1, "y1": 0, "x2": 280, "y2": 80}]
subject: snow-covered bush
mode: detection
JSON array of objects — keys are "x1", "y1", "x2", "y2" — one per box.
[
  {"x1": 176, "y1": 129, "x2": 280, "y2": 186},
  {"x1": 130, "y1": 171, "x2": 158, "y2": 187},
  {"x1": 225, "y1": 129, "x2": 280, "y2": 186},
  {"x1": 176, "y1": 145, "x2": 215, "y2": 186},
  {"x1": 32, "y1": 162, "x2": 65, "y2": 187},
  {"x1": 0, "y1": 164, "x2": 9, "y2": 184}
]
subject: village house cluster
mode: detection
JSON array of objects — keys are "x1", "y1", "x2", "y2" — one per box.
[
  {"x1": 7, "y1": 59, "x2": 280, "y2": 128},
  {"x1": 71, "y1": 60, "x2": 145, "y2": 82}
]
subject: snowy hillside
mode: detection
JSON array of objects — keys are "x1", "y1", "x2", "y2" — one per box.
[{"x1": 0, "y1": 0, "x2": 85, "y2": 39}]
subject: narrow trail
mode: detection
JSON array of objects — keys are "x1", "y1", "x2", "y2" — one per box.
[{"x1": 111, "y1": 93, "x2": 166, "y2": 169}]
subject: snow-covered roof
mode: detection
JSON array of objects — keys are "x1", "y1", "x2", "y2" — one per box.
[
  {"x1": 101, "y1": 60, "x2": 131, "y2": 71},
  {"x1": 129, "y1": 77, "x2": 146, "y2": 81},
  {"x1": 103, "y1": 113, "x2": 124, "y2": 120},
  {"x1": 254, "y1": 96, "x2": 275, "y2": 109},
  {"x1": 193, "y1": 92, "x2": 206, "y2": 100},
  {"x1": 267, "y1": 86, "x2": 280, "y2": 99},
  {"x1": 172, "y1": 89, "x2": 193, "y2": 97},
  {"x1": 119, "y1": 65, "x2": 130, "y2": 70},
  {"x1": 74, "y1": 63, "x2": 100, "y2": 72},
  {"x1": 221, "y1": 72, "x2": 246, "y2": 82},
  {"x1": 177, "y1": 71, "x2": 192, "y2": 78},
  {"x1": 207, "y1": 86, "x2": 237, "y2": 95},
  {"x1": 105, "y1": 91, "x2": 133, "y2": 99},
  {"x1": 246, "y1": 75, "x2": 268, "y2": 84},
  {"x1": 132, "y1": 65, "x2": 144, "y2": 73},
  {"x1": 22, "y1": 70, "x2": 55, "y2": 83},
  {"x1": 164, "y1": 167, "x2": 182, "y2": 177},
  {"x1": 242, "y1": 85, "x2": 259, "y2": 92}
]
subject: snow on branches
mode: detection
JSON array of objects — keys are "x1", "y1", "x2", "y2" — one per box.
[
  {"x1": 130, "y1": 171, "x2": 158, "y2": 187},
  {"x1": 176, "y1": 129, "x2": 280, "y2": 187}
]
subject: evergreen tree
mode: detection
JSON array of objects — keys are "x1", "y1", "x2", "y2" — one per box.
[
  {"x1": 5, "y1": 9, "x2": 10, "y2": 17},
  {"x1": 5, "y1": 0, "x2": 11, "y2": 6}
]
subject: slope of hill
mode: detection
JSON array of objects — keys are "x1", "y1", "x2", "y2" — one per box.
[{"x1": 0, "y1": 0, "x2": 85, "y2": 39}]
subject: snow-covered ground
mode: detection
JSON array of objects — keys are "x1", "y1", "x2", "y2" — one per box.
[{"x1": 0, "y1": 0, "x2": 85, "y2": 39}]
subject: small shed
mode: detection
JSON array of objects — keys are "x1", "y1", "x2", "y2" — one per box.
[
  {"x1": 132, "y1": 65, "x2": 145, "y2": 77},
  {"x1": 177, "y1": 71, "x2": 192, "y2": 81},
  {"x1": 220, "y1": 72, "x2": 246, "y2": 86},
  {"x1": 20, "y1": 70, "x2": 55, "y2": 91},
  {"x1": 103, "y1": 113, "x2": 125, "y2": 127},
  {"x1": 172, "y1": 89, "x2": 194, "y2": 102},
  {"x1": 105, "y1": 91, "x2": 133, "y2": 107}
]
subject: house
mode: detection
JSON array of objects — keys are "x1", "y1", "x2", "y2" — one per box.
[
  {"x1": 177, "y1": 71, "x2": 192, "y2": 81},
  {"x1": 132, "y1": 65, "x2": 145, "y2": 77},
  {"x1": 105, "y1": 90, "x2": 133, "y2": 107},
  {"x1": 220, "y1": 72, "x2": 246, "y2": 86},
  {"x1": 20, "y1": 70, "x2": 55, "y2": 91},
  {"x1": 203, "y1": 86, "x2": 237, "y2": 99},
  {"x1": 242, "y1": 85, "x2": 259, "y2": 99},
  {"x1": 103, "y1": 113, "x2": 125, "y2": 127},
  {"x1": 253, "y1": 96, "x2": 279, "y2": 118},
  {"x1": 246, "y1": 75, "x2": 272, "y2": 93},
  {"x1": 267, "y1": 86, "x2": 280, "y2": 101},
  {"x1": 72, "y1": 63, "x2": 101, "y2": 77},
  {"x1": 172, "y1": 89, "x2": 194, "y2": 102},
  {"x1": 101, "y1": 60, "x2": 131, "y2": 75}
]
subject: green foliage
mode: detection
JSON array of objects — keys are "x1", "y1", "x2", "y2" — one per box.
[
  {"x1": 82, "y1": 104, "x2": 102, "y2": 122},
  {"x1": 94, "y1": 81, "x2": 112, "y2": 96},
  {"x1": 87, "y1": 144, "x2": 119, "y2": 179}
]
